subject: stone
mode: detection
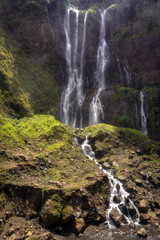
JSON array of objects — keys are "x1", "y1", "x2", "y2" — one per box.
[
  {"x1": 102, "y1": 162, "x2": 111, "y2": 169},
  {"x1": 117, "y1": 175, "x2": 126, "y2": 182},
  {"x1": 26, "y1": 231, "x2": 32, "y2": 237},
  {"x1": 110, "y1": 209, "x2": 122, "y2": 227},
  {"x1": 8, "y1": 227, "x2": 15, "y2": 236},
  {"x1": 8, "y1": 234, "x2": 16, "y2": 240},
  {"x1": 140, "y1": 213, "x2": 150, "y2": 224},
  {"x1": 61, "y1": 206, "x2": 74, "y2": 225},
  {"x1": 119, "y1": 204, "x2": 128, "y2": 217},
  {"x1": 129, "y1": 222, "x2": 135, "y2": 228},
  {"x1": 138, "y1": 200, "x2": 148, "y2": 213},
  {"x1": 137, "y1": 228, "x2": 147, "y2": 238},
  {"x1": 112, "y1": 161, "x2": 119, "y2": 167},
  {"x1": 113, "y1": 195, "x2": 121, "y2": 204},
  {"x1": 72, "y1": 218, "x2": 85, "y2": 234},
  {"x1": 135, "y1": 179, "x2": 143, "y2": 186},
  {"x1": 40, "y1": 199, "x2": 62, "y2": 227}
]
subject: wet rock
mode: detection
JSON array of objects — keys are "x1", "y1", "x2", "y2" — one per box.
[
  {"x1": 102, "y1": 162, "x2": 111, "y2": 169},
  {"x1": 61, "y1": 206, "x2": 74, "y2": 225},
  {"x1": 119, "y1": 204, "x2": 128, "y2": 217},
  {"x1": 116, "y1": 183, "x2": 120, "y2": 194},
  {"x1": 72, "y1": 218, "x2": 85, "y2": 234},
  {"x1": 110, "y1": 209, "x2": 122, "y2": 227},
  {"x1": 138, "y1": 200, "x2": 148, "y2": 213},
  {"x1": 129, "y1": 222, "x2": 136, "y2": 228},
  {"x1": 113, "y1": 195, "x2": 121, "y2": 204},
  {"x1": 40, "y1": 199, "x2": 62, "y2": 227},
  {"x1": 137, "y1": 228, "x2": 147, "y2": 238}
]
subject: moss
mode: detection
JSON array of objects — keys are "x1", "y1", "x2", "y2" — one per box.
[
  {"x1": 116, "y1": 115, "x2": 132, "y2": 128},
  {"x1": 0, "y1": 0, "x2": 59, "y2": 118}
]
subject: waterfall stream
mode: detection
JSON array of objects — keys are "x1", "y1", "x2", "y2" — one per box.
[
  {"x1": 140, "y1": 91, "x2": 148, "y2": 135},
  {"x1": 60, "y1": 6, "x2": 88, "y2": 127},
  {"x1": 81, "y1": 136, "x2": 140, "y2": 228},
  {"x1": 89, "y1": 9, "x2": 110, "y2": 125}
]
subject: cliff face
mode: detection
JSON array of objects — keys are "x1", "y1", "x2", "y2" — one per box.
[
  {"x1": 0, "y1": 0, "x2": 160, "y2": 140},
  {"x1": 0, "y1": 0, "x2": 58, "y2": 118}
]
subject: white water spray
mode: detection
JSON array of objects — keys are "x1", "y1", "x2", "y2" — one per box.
[
  {"x1": 81, "y1": 136, "x2": 140, "y2": 228},
  {"x1": 140, "y1": 91, "x2": 148, "y2": 135},
  {"x1": 60, "y1": 6, "x2": 88, "y2": 127},
  {"x1": 89, "y1": 9, "x2": 110, "y2": 125}
]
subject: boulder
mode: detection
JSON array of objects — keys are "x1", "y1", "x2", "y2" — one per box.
[
  {"x1": 40, "y1": 199, "x2": 62, "y2": 227},
  {"x1": 117, "y1": 175, "x2": 126, "y2": 182},
  {"x1": 61, "y1": 206, "x2": 74, "y2": 225},
  {"x1": 138, "y1": 200, "x2": 148, "y2": 213},
  {"x1": 135, "y1": 179, "x2": 143, "y2": 186},
  {"x1": 112, "y1": 162, "x2": 119, "y2": 167},
  {"x1": 119, "y1": 204, "x2": 128, "y2": 217},
  {"x1": 137, "y1": 228, "x2": 147, "y2": 238},
  {"x1": 110, "y1": 208, "x2": 122, "y2": 227},
  {"x1": 113, "y1": 195, "x2": 121, "y2": 204},
  {"x1": 72, "y1": 218, "x2": 85, "y2": 234},
  {"x1": 102, "y1": 162, "x2": 111, "y2": 169}
]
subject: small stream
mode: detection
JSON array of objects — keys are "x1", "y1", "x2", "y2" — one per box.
[{"x1": 81, "y1": 136, "x2": 140, "y2": 228}]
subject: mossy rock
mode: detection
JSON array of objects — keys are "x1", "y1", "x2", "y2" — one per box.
[
  {"x1": 40, "y1": 199, "x2": 62, "y2": 227},
  {"x1": 76, "y1": 133, "x2": 86, "y2": 145},
  {"x1": 61, "y1": 206, "x2": 74, "y2": 225}
]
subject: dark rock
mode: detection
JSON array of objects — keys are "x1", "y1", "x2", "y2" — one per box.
[
  {"x1": 137, "y1": 228, "x2": 147, "y2": 238},
  {"x1": 119, "y1": 204, "x2": 128, "y2": 217},
  {"x1": 61, "y1": 206, "x2": 74, "y2": 225},
  {"x1": 102, "y1": 162, "x2": 111, "y2": 169},
  {"x1": 40, "y1": 200, "x2": 62, "y2": 227},
  {"x1": 113, "y1": 195, "x2": 121, "y2": 204},
  {"x1": 72, "y1": 218, "x2": 85, "y2": 234},
  {"x1": 110, "y1": 208, "x2": 122, "y2": 227},
  {"x1": 138, "y1": 200, "x2": 148, "y2": 213},
  {"x1": 135, "y1": 179, "x2": 143, "y2": 186}
]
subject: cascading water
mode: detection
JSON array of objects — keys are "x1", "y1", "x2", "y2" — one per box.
[
  {"x1": 140, "y1": 91, "x2": 148, "y2": 135},
  {"x1": 60, "y1": 6, "x2": 88, "y2": 127},
  {"x1": 124, "y1": 66, "x2": 131, "y2": 87},
  {"x1": 89, "y1": 9, "x2": 110, "y2": 125},
  {"x1": 81, "y1": 136, "x2": 140, "y2": 228},
  {"x1": 116, "y1": 55, "x2": 123, "y2": 85}
]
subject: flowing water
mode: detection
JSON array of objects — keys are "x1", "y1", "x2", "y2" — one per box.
[
  {"x1": 116, "y1": 55, "x2": 123, "y2": 85},
  {"x1": 81, "y1": 136, "x2": 140, "y2": 228},
  {"x1": 124, "y1": 66, "x2": 131, "y2": 87},
  {"x1": 89, "y1": 9, "x2": 110, "y2": 125},
  {"x1": 60, "y1": 6, "x2": 88, "y2": 127},
  {"x1": 140, "y1": 91, "x2": 148, "y2": 135}
]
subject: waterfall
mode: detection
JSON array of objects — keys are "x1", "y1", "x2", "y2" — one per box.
[
  {"x1": 140, "y1": 91, "x2": 148, "y2": 135},
  {"x1": 81, "y1": 136, "x2": 140, "y2": 228},
  {"x1": 89, "y1": 9, "x2": 110, "y2": 126},
  {"x1": 60, "y1": 6, "x2": 88, "y2": 127},
  {"x1": 124, "y1": 66, "x2": 131, "y2": 87},
  {"x1": 116, "y1": 55, "x2": 123, "y2": 85}
]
